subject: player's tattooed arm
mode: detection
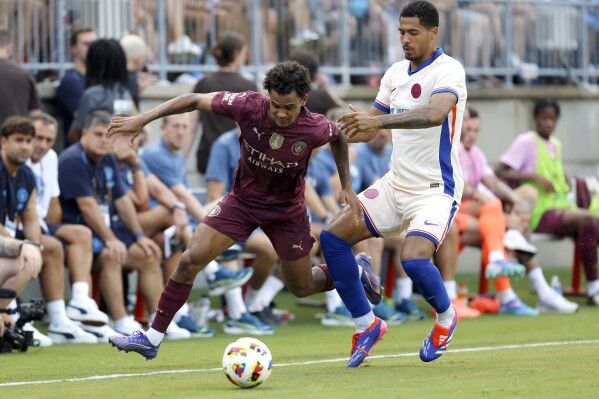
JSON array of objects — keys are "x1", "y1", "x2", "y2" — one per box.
[
  {"x1": 0, "y1": 236, "x2": 21, "y2": 258},
  {"x1": 379, "y1": 92, "x2": 458, "y2": 129}
]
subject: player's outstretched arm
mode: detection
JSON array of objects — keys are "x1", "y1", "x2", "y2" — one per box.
[
  {"x1": 329, "y1": 132, "x2": 361, "y2": 225},
  {"x1": 107, "y1": 92, "x2": 219, "y2": 144},
  {"x1": 378, "y1": 92, "x2": 457, "y2": 130}
]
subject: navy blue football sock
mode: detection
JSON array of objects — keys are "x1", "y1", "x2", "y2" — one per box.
[
  {"x1": 320, "y1": 230, "x2": 371, "y2": 318},
  {"x1": 402, "y1": 258, "x2": 450, "y2": 314}
]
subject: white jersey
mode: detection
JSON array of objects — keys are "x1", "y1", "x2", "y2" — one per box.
[
  {"x1": 26, "y1": 149, "x2": 60, "y2": 221},
  {"x1": 373, "y1": 48, "x2": 466, "y2": 201}
]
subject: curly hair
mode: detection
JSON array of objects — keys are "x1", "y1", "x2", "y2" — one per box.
[
  {"x1": 289, "y1": 49, "x2": 319, "y2": 81},
  {"x1": 263, "y1": 61, "x2": 311, "y2": 98},
  {"x1": 401, "y1": 1, "x2": 439, "y2": 29}
]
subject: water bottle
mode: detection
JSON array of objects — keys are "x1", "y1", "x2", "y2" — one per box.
[
  {"x1": 550, "y1": 275, "x2": 563, "y2": 295},
  {"x1": 457, "y1": 282, "x2": 469, "y2": 305},
  {"x1": 190, "y1": 295, "x2": 211, "y2": 327}
]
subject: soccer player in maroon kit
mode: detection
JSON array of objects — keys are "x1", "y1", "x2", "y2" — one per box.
[{"x1": 107, "y1": 61, "x2": 381, "y2": 360}]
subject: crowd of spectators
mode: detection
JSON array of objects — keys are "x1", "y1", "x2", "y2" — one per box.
[{"x1": 3, "y1": 0, "x2": 599, "y2": 86}]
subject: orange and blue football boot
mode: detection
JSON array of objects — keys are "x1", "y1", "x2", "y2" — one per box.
[
  {"x1": 347, "y1": 317, "x2": 388, "y2": 368},
  {"x1": 419, "y1": 308, "x2": 458, "y2": 362}
]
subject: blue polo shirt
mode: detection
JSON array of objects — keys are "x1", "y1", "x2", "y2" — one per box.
[
  {"x1": 0, "y1": 157, "x2": 36, "y2": 226},
  {"x1": 353, "y1": 142, "x2": 392, "y2": 191},
  {"x1": 58, "y1": 142, "x2": 127, "y2": 225},
  {"x1": 142, "y1": 139, "x2": 187, "y2": 188},
  {"x1": 313, "y1": 146, "x2": 337, "y2": 178},
  {"x1": 118, "y1": 158, "x2": 150, "y2": 191},
  {"x1": 306, "y1": 156, "x2": 334, "y2": 224},
  {"x1": 205, "y1": 129, "x2": 239, "y2": 193},
  {"x1": 55, "y1": 69, "x2": 85, "y2": 136},
  {"x1": 306, "y1": 157, "x2": 333, "y2": 198}
]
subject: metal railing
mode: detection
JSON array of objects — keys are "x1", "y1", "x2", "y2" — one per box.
[{"x1": 3, "y1": 0, "x2": 599, "y2": 87}]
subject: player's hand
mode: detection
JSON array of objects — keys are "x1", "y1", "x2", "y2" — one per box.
[
  {"x1": 113, "y1": 139, "x2": 139, "y2": 165},
  {"x1": 336, "y1": 104, "x2": 381, "y2": 140},
  {"x1": 136, "y1": 236, "x2": 162, "y2": 260},
  {"x1": 107, "y1": 115, "x2": 146, "y2": 145},
  {"x1": 473, "y1": 189, "x2": 493, "y2": 204},
  {"x1": 20, "y1": 243, "x2": 42, "y2": 279},
  {"x1": 338, "y1": 186, "x2": 362, "y2": 225},
  {"x1": 105, "y1": 238, "x2": 128, "y2": 264},
  {"x1": 172, "y1": 208, "x2": 189, "y2": 239},
  {"x1": 534, "y1": 175, "x2": 555, "y2": 193}
]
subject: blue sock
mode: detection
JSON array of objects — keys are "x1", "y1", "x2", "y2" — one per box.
[
  {"x1": 320, "y1": 230, "x2": 371, "y2": 318},
  {"x1": 402, "y1": 258, "x2": 450, "y2": 313}
]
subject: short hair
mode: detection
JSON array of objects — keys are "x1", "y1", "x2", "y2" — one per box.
[
  {"x1": 83, "y1": 110, "x2": 112, "y2": 131},
  {"x1": 29, "y1": 111, "x2": 58, "y2": 132},
  {"x1": 263, "y1": 61, "x2": 311, "y2": 98},
  {"x1": 212, "y1": 32, "x2": 246, "y2": 67},
  {"x1": 467, "y1": 107, "x2": 479, "y2": 119},
  {"x1": 533, "y1": 99, "x2": 560, "y2": 118},
  {"x1": 289, "y1": 49, "x2": 319, "y2": 82},
  {"x1": 0, "y1": 30, "x2": 10, "y2": 47},
  {"x1": 119, "y1": 34, "x2": 148, "y2": 62},
  {"x1": 400, "y1": 1, "x2": 439, "y2": 29},
  {"x1": 1, "y1": 116, "x2": 35, "y2": 138},
  {"x1": 70, "y1": 27, "x2": 96, "y2": 46}
]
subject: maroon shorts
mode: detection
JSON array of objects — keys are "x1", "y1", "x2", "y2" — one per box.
[
  {"x1": 202, "y1": 193, "x2": 315, "y2": 261},
  {"x1": 535, "y1": 209, "x2": 571, "y2": 236}
]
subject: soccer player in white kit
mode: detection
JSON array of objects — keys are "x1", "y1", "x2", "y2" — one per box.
[{"x1": 321, "y1": 0, "x2": 473, "y2": 367}]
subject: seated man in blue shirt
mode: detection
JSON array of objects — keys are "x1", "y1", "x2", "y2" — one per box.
[
  {"x1": 58, "y1": 111, "x2": 167, "y2": 337},
  {"x1": 1, "y1": 116, "x2": 97, "y2": 345},
  {"x1": 144, "y1": 115, "x2": 273, "y2": 334}
]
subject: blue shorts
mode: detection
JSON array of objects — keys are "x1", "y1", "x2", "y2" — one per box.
[{"x1": 92, "y1": 220, "x2": 136, "y2": 259}]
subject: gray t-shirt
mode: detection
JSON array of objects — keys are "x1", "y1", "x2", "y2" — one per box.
[{"x1": 73, "y1": 83, "x2": 132, "y2": 130}]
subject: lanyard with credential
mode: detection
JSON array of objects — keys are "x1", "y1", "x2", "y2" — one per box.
[{"x1": 82, "y1": 152, "x2": 112, "y2": 204}]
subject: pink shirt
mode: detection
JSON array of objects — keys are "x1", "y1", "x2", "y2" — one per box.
[
  {"x1": 499, "y1": 132, "x2": 557, "y2": 174},
  {"x1": 458, "y1": 142, "x2": 493, "y2": 188}
]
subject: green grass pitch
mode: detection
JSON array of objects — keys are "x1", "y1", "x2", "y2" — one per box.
[{"x1": 1, "y1": 269, "x2": 597, "y2": 399}]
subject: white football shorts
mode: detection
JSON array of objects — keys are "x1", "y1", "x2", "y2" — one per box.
[{"x1": 358, "y1": 174, "x2": 459, "y2": 247}]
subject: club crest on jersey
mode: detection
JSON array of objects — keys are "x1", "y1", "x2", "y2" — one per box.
[
  {"x1": 269, "y1": 133, "x2": 284, "y2": 149},
  {"x1": 292, "y1": 141, "x2": 307, "y2": 155},
  {"x1": 411, "y1": 83, "x2": 422, "y2": 98},
  {"x1": 364, "y1": 188, "x2": 379, "y2": 199},
  {"x1": 207, "y1": 205, "x2": 221, "y2": 217}
]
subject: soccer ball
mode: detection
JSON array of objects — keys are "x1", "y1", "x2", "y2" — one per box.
[{"x1": 222, "y1": 337, "x2": 272, "y2": 388}]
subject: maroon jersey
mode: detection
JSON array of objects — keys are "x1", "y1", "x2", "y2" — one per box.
[{"x1": 211, "y1": 91, "x2": 339, "y2": 207}]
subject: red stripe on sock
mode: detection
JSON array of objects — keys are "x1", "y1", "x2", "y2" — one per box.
[{"x1": 316, "y1": 264, "x2": 335, "y2": 292}]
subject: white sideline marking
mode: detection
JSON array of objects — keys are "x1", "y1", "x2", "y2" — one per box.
[{"x1": 1, "y1": 339, "x2": 597, "y2": 388}]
